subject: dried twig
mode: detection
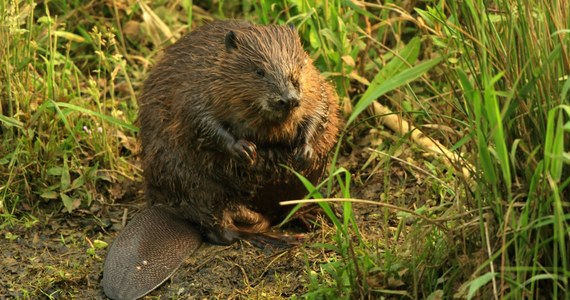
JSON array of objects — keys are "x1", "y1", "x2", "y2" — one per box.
[{"x1": 371, "y1": 101, "x2": 475, "y2": 179}]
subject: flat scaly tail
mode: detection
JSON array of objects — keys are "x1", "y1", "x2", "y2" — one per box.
[{"x1": 102, "y1": 205, "x2": 202, "y2": 300}]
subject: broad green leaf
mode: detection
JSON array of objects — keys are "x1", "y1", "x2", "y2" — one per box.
[
  {"x1": 94, "y1": 239, "x2": 108, "y2": 249},
  {"x1": 70, "y1": 175, "x2": 85, "y2": 190},
  {"x1": 347, "y1": 45, "x2": 442, "y2": 125},
  {"x1": 61, "y1": 193, "x2": 79, "y2": 213},
  {"x1": 467, "y1": 272, "x2": 496, "y2": 300}
]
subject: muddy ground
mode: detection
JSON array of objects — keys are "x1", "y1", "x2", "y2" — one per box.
[{"x1": 1, "y1": 132, "x2": 433, "y2": 299}]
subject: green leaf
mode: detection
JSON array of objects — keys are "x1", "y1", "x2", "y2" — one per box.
[
  {"x1": 47, "y1": 167, "x2": 64, "y2": 176},
  {"x1": 61, "y1": 156, "x2": 71, "y2": 190},
  {"x1": 70, "y1": 175, "x2": 85, "y2": 190},
  {"x1": 93, "y1": 239, "x2": 108, "y2": 249},
  {"x1": 346, "y1": 0, "x2": 378, "y2": 20},
  {"x1": 40, "y1": 191, "x2": 58, "y2": 199},
  {"x1": 467, "y1": 272, "x2": 496, "y2": 300},
  {"x1": 561, "y1": 75, "x2": 570, "y2": 100},
  {"x1": 484, "y1": 73, "x2": 511, "y2": 189},
  {"x1": 474, "y1": 92, "x2": 497, "y2": 184},
  {"x1": 386, "y1": 37, "x2": 421, "y2": 75},
  {"x1": 347, "y1": 46, "x2": 443, "y2": 125},
  {"x1": 0, "y1": 115, "x2": 24, "y2": 128},
  {"x1": 5, "y1": 232, "x2": 19, "y2": 241},
  {"x1": 309, "y1": 26, "x2": 321, "y2": 49},
  {"x1": 544, "y1": 106, "x2": 569, "y2": 181},
  {"x1": 60, "y1": 193, "x2": 79, "y2": 213},
  {"x1": 53, "y1": 30, "x2": 85, "y2": 43}
]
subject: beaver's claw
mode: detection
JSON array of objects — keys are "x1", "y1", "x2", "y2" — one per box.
[{"x1": 230, "y1": 139, "x2": 257, "y2": 165}]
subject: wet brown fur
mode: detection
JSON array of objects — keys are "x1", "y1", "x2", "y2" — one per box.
[{"x1": 138, "y1": 20, "x2": 341, "y2": 244}]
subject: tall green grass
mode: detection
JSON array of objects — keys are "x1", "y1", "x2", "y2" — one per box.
[
  {"x1": 417, "y1": 0, "x2": 570, "y2": 298},
  {"x1": 283, "y1": 0, "x2": 570, "y2": 298},
  {"x1": 0, "y1": 1, "x2": 139, "y2": 215}
]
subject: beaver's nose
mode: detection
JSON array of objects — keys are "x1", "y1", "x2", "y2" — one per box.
[{"x1": 276, "y1": 89, "x2": 300, "y2": 110}]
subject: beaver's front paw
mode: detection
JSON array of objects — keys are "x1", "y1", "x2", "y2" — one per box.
[
  {"x1": 294, "y1": 144, "x2": 315, "y2": 170},
  {"x1": 229, "y1": 139, "x2": 257, "y2": 165}
]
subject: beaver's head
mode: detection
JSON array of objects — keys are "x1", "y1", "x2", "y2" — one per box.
[{"x1": 215, "y1": 24, "x2": 309, "y2": 126}]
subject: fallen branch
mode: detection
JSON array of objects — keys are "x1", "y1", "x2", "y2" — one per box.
[{"x1": 371, "y1": 101, "x2": 475, "y2": 179}]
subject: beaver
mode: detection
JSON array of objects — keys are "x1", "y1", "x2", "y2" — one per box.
[{"x1": 102, "y1": 20, "x2": 340, "y2": 300}]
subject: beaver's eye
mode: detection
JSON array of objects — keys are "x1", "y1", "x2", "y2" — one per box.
[
  {"x1": 255, "y1": 68, "x2": 265, "y2": 77},
  {"x1": 292, "y1": 78, "x2": 300, "y2": 89}
]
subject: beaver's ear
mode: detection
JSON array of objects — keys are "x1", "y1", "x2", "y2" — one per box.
[
  {"x1": 288, "y1": 24, "x2": 296, "y2": 30},
  {"x1": 225, "y1": 31, "x2": 239, "y2": 51}
]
